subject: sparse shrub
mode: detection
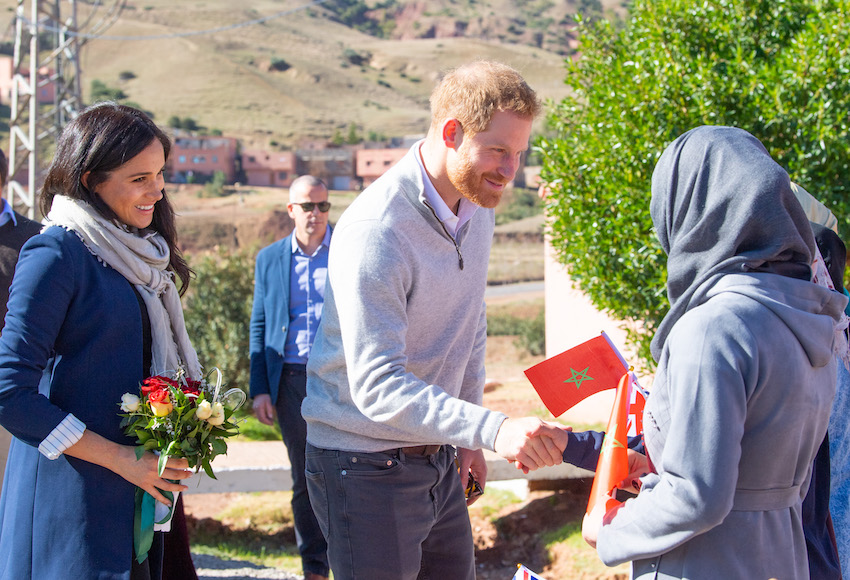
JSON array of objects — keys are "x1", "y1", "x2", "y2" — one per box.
[
  {"x1": 203, "y1": 171, "x2": 228, "y2": 198},
  {"x1": 342, "y1": 48, "x2": 370, "y2": 67},
  {"x1": 118, "y1": 70, "x2": 136, "y2": 81},
  {"x1": 90, "y1": 79, "x2": 126, "y2": 103},
  {"x1": 269, "y1": 57, "x2": 291, "y2": 72},
  {"x1": 487, "y1": 308, "x2": 546, "y2": 356}
]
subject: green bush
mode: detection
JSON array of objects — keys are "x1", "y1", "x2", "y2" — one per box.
[
  {"x1": 203, "y1": 171, "x2": 228, "y2": 197},
  {"x1": 487, "y1": 309, "x2": 545, "y2": 356},
  {"x1": 538, "y1": 0, "x2": 850, "y2": 364},
  {"x1": 90, "y1": 79, "x2": 126, "y2": 103},
  {"x1": 495, "y1": 188, "x2": 542, "y2": 225},
  {"x1": 183, "y1": 249, "x2": 255, "y2": 398}
]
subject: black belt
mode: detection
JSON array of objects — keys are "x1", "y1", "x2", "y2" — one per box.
[{"x1": 401, "y1": 445, "x2": 442, "y2": 456}]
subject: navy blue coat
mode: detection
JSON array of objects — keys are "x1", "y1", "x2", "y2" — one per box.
[{"x1": 0, "y1": 226, "x2": 149, "y2": 579}]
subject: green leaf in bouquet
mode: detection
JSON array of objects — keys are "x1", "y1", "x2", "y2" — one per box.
[
  {"x1": 211, "y1": 438, "x2": 227, "y2": 455},
  {"x1": 134, "y1": 445, "x2": 146, "y2": 460},
  {"x1": 157, "y1": 451, "x2": 169, "y2": 477},
  {"x1": 143, "y1": 439, "x2": 159, "y2": 452},
  {"x1": 135, "y1": 430, "x2": 153, "y2": 443},
  {"x1": 201, "y1": 459, "x2": 216, "y2": 480}
]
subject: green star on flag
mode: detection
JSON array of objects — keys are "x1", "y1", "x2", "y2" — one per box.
[{"x1": 564, "y1": 367, "x2": 594, "y2": 390}]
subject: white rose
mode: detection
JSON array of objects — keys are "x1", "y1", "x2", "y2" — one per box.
[
  {"x1": 196, "y1": 399, "x2": 213, "y2": 420},
  {"x1": 206, "y1": 402, "x2": 225, "y2": 426},
  {"x1": 120, "y1": 393, "x2": 140, "y2": 413}
]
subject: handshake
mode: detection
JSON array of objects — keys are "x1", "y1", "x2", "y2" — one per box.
[{"x1": 493, "y1": 417, "x2": 571, "y2": 473}]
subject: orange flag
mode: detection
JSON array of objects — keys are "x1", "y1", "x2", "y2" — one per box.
[
  {"x1": 586, "y1": 372, "x2": 631, "y2": 515},
  {"x1": 524, "y1": 333, "x2": 628, "y2": 417}
]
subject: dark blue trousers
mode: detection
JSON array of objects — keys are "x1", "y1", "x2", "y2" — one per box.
[
  {"x1": 276, "y1": 364, "x2": 329, "y2": 577},
  {"x1": 305, "y1": 443, "x2": 475, "y2": 580}
]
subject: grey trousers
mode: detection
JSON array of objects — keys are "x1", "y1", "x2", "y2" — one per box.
[{"x1": 305, "y1": 443, "x2": 475, "y2": 580}]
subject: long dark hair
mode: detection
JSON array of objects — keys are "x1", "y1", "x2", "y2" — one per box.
[{"x1": 39, "y1": 102, "x2": 192, "y2": 293}]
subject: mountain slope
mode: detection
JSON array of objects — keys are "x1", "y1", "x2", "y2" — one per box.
[{"x1": 1, "y1": 0, "x2": 624, "y2": 147}]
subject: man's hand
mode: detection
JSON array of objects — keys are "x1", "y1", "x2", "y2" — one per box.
[
  {"x1": 252, "y1": 394, "x2": 276, "y2": 426},
  {"x1": 457, "y1": 447, "x2": 487, "y2": 506},
  {"x1": 493, "y1": 418, "x2": 570, "y2": 472}
]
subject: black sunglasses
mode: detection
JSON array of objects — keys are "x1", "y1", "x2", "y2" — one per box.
[{"x1": 292, "y1": 201, "x2": 331, "y2": 213}]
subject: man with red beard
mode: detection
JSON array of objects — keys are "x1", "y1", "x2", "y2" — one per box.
[{"x1": 302, "y1": 61, "x2": 569, "y2": 579}]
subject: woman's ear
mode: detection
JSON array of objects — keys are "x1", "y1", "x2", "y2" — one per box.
[{"x1": 81, "y1": 171, "x2": 91, "y2": 191}]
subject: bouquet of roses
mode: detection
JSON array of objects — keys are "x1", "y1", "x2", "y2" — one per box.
[
  {"x1": 119, "y1": 367, "x2": 245, "y2": 563},
  {"x1": 118, "y1": 367, "x2": 245, "y2": 479}
]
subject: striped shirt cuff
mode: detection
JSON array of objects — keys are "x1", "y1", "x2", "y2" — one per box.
[{"x1": 38, "y1": 414, "x2": 86, "y2": 460}]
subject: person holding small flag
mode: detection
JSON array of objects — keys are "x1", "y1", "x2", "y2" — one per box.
[{"x1": 582, "y1": 126, "x2": 847, "y2": 579}]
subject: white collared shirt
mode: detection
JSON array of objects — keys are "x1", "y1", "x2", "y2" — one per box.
[{"x1": 415, "y1": 146, "x2": 477, "y2": 237}]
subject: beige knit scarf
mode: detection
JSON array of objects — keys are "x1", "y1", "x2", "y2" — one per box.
[{"x1": 45, "y1": 195, "x2": 201, "y2": 379}]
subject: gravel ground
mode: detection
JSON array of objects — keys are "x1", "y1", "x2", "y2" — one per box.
[{"x1": 193, "y1": 554, "x2": 302, "y2": 580}]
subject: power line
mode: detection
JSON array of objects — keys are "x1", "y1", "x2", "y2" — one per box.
[{"x1": 21, "y1": 0, "x2": 328, "y2": 42}]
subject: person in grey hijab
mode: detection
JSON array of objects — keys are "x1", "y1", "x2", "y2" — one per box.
[{"x1": 583, "y1": 126, "x2": 847, "y2": 579}]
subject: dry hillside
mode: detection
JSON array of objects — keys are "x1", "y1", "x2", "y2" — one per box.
[{"x1": 0, "y1": 0, "x2": 625, "y2": 148}]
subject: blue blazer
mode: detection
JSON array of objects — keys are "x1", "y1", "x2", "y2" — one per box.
[
  {"x1": 0, "y1": 227, "x2": 149, "y2": 579},
  {"x1": 249, "y1": 232, "x2": 295, "y2": 405},
  {"x1": 249, "y1": 228, "x2": 332, "y2": 404}
]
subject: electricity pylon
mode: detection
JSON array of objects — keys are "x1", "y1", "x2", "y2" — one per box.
[{"x1": 7, "y1": 0, "x2": 84, "y2": 219}]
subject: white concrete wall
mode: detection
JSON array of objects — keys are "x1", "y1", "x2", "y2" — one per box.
[{"x1": 543, "y1": 237, "x2": 642, "y2": 426}]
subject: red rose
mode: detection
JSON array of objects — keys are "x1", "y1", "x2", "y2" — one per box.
[
  {"x1": 182, "y1": 379, "x2": 202, "y2": 395},
  {"x1": 148, "y1": 388, "x2": 173, "y2": 416},
  {"x1": 141, "y1": 376, "x2": 178, "y2": 394}
]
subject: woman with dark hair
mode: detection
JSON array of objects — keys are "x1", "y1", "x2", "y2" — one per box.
[
  {"x1": 583, "y1": 126, "x2": 847, "y2": 579},
  {"x1": 0, "y1": 102, "x2": 200, "y2": 579}
]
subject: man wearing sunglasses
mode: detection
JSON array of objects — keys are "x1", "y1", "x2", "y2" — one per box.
[
  {"x1": 302, "y1": 61, "x2": 569, "y2": 580},
  {"x1": 249, "y1": 174, "x2": 331, "y2": 580}
]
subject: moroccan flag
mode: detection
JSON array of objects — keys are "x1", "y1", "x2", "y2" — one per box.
[
  {"x1": 586, "y1": 372, "x2": 631, "y2": 515},
  {"x1": 512, "y1": 564, "x2": 547, "y2": 580},
  {"x1": 523, "y1": 333, "x2": 628, "y2": 417}
]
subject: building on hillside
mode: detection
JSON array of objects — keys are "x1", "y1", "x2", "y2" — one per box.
[
  {"x1": 168, "y1": 136, "x2": 238, "y2": 184},
  {"x1": 355, "y1": 148, "x2": 407, "y2": 188},
  {"x1": 295, "y1": 147, "x2": 355, "y2": 191},
  {"x1": 242, "y1": 149, "x2": 296, "y2": 188},
  {"x1": 0, "y1": 55, "x2": 55, "y2": 104}
]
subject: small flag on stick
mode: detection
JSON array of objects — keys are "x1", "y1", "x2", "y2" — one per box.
[
  {"x1": 512, "y1": 564, "x2": 547, "y2": 580},
  {"x1": 523, "y1": 332, "x2": 629, "y2": 417},
  {"x1": 586, "y1": 372, "x2": 631, "y2": 515}
]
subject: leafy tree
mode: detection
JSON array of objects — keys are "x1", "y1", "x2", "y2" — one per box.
[
  {"x1": 537, "y1": 0, "x2": 850, "y2": 364},
  {"x1": 183, "y1": 249, "x2": 255, "y2": 398},
  {"x1": 325, "y1": 0, "x2": 398, "y2": 38},
  {"x1": 167, "y1": 115, "x2": 182, "y2": 129},
  {"x1": 181, "y1": 117, "x2": 200, "y2": 132},
  {"x1": 346, "y1": 123, "x2": 361, "y2": 145}
]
